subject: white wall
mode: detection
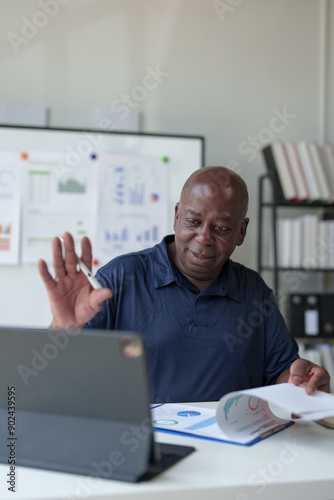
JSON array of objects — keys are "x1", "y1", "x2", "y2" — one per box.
[{"x1": 1, "y1": 0, "x2": 334, "y2": 327}]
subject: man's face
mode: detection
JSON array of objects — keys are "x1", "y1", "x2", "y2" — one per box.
[{"x1": 173, "y1": 181, "x2": 249, "y2": 287}]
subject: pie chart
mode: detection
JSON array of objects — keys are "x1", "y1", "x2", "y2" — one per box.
[{"x1": 177, "y1": 410, "x2": 201, "y2": 417}]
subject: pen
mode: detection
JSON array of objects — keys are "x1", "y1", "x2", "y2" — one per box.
[{"x1": 58, "y1": 235, "x2": 102, "y2": 289}]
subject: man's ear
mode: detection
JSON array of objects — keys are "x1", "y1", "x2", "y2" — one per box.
[
  {"x1": 236, "y1": 217, "x2": 249, "y2": 246},
  {"x1": 173, "y1": 202, "x2": 180, "y2": 231}
]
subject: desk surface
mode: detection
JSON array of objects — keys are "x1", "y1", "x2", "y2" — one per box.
[{"x1": 1, "y1": 402, "x2": 333, "y2": 500}]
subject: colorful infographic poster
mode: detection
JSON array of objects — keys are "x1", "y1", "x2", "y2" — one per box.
[
  {"x1": 95, "y1": 154, "x2": 168, "y2": 264},
  {"x1": 0, "y1": 153, "x2": 21, "y2": 265},
  {"x1": 21, "y1": 151, "x2": 99, "y2": 263},
  {"x1": 0, "y1": 150, "x2": 168, "y2": 266}
]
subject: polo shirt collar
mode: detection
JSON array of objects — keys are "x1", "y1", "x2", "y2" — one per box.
[
  {"x1": 153, "y1": 235, "x2": 241, "y2": 302},
  {"x1": 153, "y1": 235, "x2": 176, "y2": 288}
]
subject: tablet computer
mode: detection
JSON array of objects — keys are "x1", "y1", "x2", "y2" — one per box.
[{"x1": 0, "y1": 327, "x2": 194, "y2": 482}]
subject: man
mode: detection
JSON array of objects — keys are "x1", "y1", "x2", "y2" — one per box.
[{"x1": 38, "y1": 166, "x2": 330, "y2": 402}]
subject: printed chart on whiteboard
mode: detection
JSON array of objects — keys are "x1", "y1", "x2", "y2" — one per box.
[
  {"x1": 21, "y1": 151, "x2": 99, "y2": 264},
  {"x1": 96, "y1": 154, "x2": 168, "y2": 263},
  {"x1": 0, "y1": 153, "x2": 21, "y2": 265},
  {"x1": 0, "y1": 148, "x2": 168, "y2": 266}
]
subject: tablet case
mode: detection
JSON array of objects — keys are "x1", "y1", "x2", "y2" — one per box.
[{"x1": 0, "y1": 327, "x2": 194, "y2": 482}]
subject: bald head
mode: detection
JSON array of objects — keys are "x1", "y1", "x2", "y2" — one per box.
[
  {"x1": 180, "y1": 166, "x2": 249, "y2": 221},
  {"x1": 170, "y1": 166, "x2": 250, "y2": 290}
]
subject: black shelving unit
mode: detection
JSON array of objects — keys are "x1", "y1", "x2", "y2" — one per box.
[{"x1": 257, "y1": 172, "x2": 334, "y2": 293}]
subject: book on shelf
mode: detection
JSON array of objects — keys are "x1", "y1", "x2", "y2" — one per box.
[
  {"x1": 308, "y1": 142, "x2": 331, "y2": 201},
  {"x1": 328, "y1": 219, "x2": 334, "y2": 269},
  {"x1": 152, "y1": 383, "x2": 334, "y2": 446},
  {"x1": 300, "y1": 213, "x2": 318, "y2": 269},
  {"x1": 262, "y1": 140, "x2": 334, "y2": 202},
  {"x1": 276, "y1": 214, "x2": 329, "y2": 269},
  {"x1": 320, "y1": 143, "x2": 334, "y2": 201},
  {"x1": 277, "y1": 218, "x2": 292, "y2": 268},
  {"x1": 285, "y1": 141, "x2": 309, "y2": 201},
  {"x1": 262, "y1": 142, "x2": 297, "y2": 200},
  {"x1": 290, "y1": 217, "x2": 302, "y2": 268},
  {"x1": 296, "y1": 141, "x2": 321, "y2": 201},
  {"x1": 318, "y1": 219, "x2": 330, "y2": 269}
]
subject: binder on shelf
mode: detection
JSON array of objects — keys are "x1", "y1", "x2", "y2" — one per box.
[
  {"x1": 258, "y1": 166, "x2": 334, "y2": 301},
  {"x1": 262, "y1": 142, "x2": 298, "y2": 201},
  {"x1": 276, "y1": 214, "x2": 323, "y2": 269},
  {"x1": 328, "y1": 220, "x2": 334, "y2": 269},
  {"x1": 318, "y1": 219, "x2": 330, "y2": 269},
  {"x1": 326, "y1": 217, "x2": 334, "y2": 269},
  {"x1": 285, "y1": 141, "x2": 309, "y2": 201},
  {"x1": 262, "y1": 141, "x2": 334, "y2": 202},
  {"x1": 297, "y1": 141, "x2": 321, "y2": 201},
  {"x1": 290, "y1": 217, "x2": 302, "y2": 268},
  {"x1": 287, "y1": 294, "x2": 334, "y2": 339},
  {"x1": 322, "y1": 212, "x2": 334, "y2": 268},
  {"x1": 308, "y1": 142, "x2": 331, "y2": 201},
  {"x1": 300, "y1": 214, "x2": 318, "y2": 269},
  {"x1": 320, "y1": 143, "x2": 334, "y2": 199},
  {"x1": 277, "y1": 218, "x2": 292, "y2": 267}
]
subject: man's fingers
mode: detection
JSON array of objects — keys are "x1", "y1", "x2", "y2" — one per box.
[
  {"x1": 80, "y1": 235, "x2": 94, "y2": 269},
  {"x1": 52, "y1": 236, "x2": 67, "y2": 279},
  {"x1": 289, "y1": 374, "x2": 303, "y2": 385},
  {"x1": 289, "y1": 358, "x2": 330, "y2": 394},
  {"x1": 37, "y1": 259, "x2": 57, "y2": 291},
  {"x1": 51, "y1": 233, "x2": 94, "y2": 282},
  {"x1": 289, "y1": 359, "x2": 310, "y2": 382},
  {"x1": 89, "y1": 288, "x2": 113, "y2": 313},
  {"x1": 62, "y1": 232, "x2": 80, "y2": 276},
  {"x1": 304, "y1": 374, "x2": 330, "y2": 395}
]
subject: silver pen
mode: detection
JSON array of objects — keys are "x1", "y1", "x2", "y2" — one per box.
[{"x1": 58, "y1": 235, "x2": 102, "y2": 289}]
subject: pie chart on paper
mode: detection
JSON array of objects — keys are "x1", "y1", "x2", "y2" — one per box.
[{"x1": 177, "y1": 410, "x2": 201, "y2": 417}]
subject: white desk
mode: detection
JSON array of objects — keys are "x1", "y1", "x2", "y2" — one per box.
[{"x1": 1, "y1": 402, "x2": 333, "y2": 500}]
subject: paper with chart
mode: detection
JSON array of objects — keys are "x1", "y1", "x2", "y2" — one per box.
[
  {"x1": 95, "y1": 154, "x2": 168, "y2": 263},
  {"x1": 0, "y1": 153, "x2": 21, "y2": 265},
  {"x1": 152, "y1": 399, "x2": 290, "y2": 446},
  {"x1": 152, "y1": 384, "x2": 334, "y2": 445},
  {"x1": 2, "y1": 149, "x2": 168, "y2": 265},
  {"x1": 21, "y1": 151, "x2": 99, "y2": 263}
]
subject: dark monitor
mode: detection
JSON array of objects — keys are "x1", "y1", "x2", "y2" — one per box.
[{"x1": 0, "y1": 327, "x2": 194, "y2": 482}]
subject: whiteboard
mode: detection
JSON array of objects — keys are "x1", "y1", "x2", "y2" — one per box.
[{"x1": 0, "y1": 125, "x2": 204, "y2": 327}]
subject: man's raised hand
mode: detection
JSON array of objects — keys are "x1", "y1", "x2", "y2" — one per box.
[{"x1": 38, "y1": 232, "x2": 112, "y2": 330}]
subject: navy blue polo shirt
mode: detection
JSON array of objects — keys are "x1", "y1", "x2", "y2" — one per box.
[{"x1": 86, "y1": 235, "x2": 298, "y2": 403}]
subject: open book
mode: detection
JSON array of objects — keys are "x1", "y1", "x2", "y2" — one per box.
[{"x1": 152, "y1": 384, "x2": 334, "y2": 446}]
